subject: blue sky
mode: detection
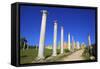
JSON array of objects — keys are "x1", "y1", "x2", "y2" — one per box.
[{"x1": 20, "y1": 5, "x2": 96, "y2": 46}]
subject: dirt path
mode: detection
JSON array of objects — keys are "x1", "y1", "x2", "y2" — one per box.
[{"x1": 60, "y1": 49, "x2": 85, "y2": 61}]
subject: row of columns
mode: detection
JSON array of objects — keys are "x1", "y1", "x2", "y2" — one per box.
[{"x1": 37, "y1": 10, "x2": 92, "y2": 60}]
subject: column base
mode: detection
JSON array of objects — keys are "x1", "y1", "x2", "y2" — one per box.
[
  {"x1": 32, "y1": 56, "x2": 45, "y2": 63},
  {"x1": 36, "y1": 56, "x2": 45, "y2": 60},
  {"x1": 90, "y1": 56, "x2": 95, "y2": 60},
  {"x1": 60, "y1": 53, "x2": 63, "y2": 54},
  {"x1": 52, "y1": 54, "x2": 57, "y2": 56}
]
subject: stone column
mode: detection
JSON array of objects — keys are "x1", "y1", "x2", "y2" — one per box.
[
  {"x1": 38, "y1": 10, "x2": 47, "y2": 59},
  {"x1": 76, "y1": 41, "x2": 80, "y2": 49},
  {"x1": 68, "y1": 33, "x2": 71, "y2": 51},
  {"x1": 88, "y1": 34, "x2": 92, "y2": 57},
  {"x1": 81, "y1": 42, "x2": 85, "y2": 49},
  {"x1": 52, "y1": 20, "x2": 57, "y2": 56},
  {"x1": 88, "y1": 35, "x2": 91, "y2": 46},
  {"x1": 23, "y1": 42, "x2": 25, "y2": 50},
  {"x1": 61, "y1": 26, "x2": 64, "y2": 54},
  {"x1": 72, "y1": 36, "x2": 75, "y2": 51}
]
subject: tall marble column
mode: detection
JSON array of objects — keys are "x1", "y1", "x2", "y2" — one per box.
[
  {"x1": 81, "y1": 42, "x2": 85, "y2": 49},
  {"x1": 88, "y1": 34, "x2": 93, "y2": 57},
  {"x1": 88, "y1": 35, "x2": 91, "y2": 46},
  {"x1": 76, "y1": 41, "x2": 80, "y2": 49},
  {"x1": 52, "y1": 20, "x2": 57, "y2": 56},
  {"x1": 23, "y1": 42, "x2": 25, "y2": 50},
  {"x1": 38, "y1": 10, "x2": 47, "y2": 59},
  {"x1": 61, "y1": 26, "x2": 64, "y2": 54},
  {"x1": 72, "y1": 36, "x2": 75, "y2": 51},
  {"x1": 68, "y1": 33, "x2": 71, "y2": 50}
]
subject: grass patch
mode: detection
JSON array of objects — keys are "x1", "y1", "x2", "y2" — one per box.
[
  {"x1": 20, "y1": 48, "x2": 70, "y2": 64},
  {"x1": 20, "y1": 48, "x2": 53, "y2": 64},
  {"x1": 20, "y1": 48, "x2": 38, "y2": 64},
  {"x1": 82, "y1": 48, "x2": 90, "y2": 60}
]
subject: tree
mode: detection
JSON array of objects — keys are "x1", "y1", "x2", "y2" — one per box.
[{"x1": 20, "y1": 37, "x2": 28, "y2": 50}]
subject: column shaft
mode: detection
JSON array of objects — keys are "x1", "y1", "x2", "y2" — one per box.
[
  {"x1": 52, "y1": 21, "x2": 57, "y2": 56},
  {"x1": 38, "y1": 10, "x2": 47, "y2": 59},
  {"x1": 88, "y1": 35, "x2": 91, "y2": 46},
  {"x1": 61, "y1": 27, "x2": 64, "y2": 54},
  {"x1": 68, "y1": 33, "x2": 70, "y2": 50},
  {"x1": 72, "y1": 36, "x2": 75, "y2": 50},
  {"x1": 76, "y1": 41, "x2": 80, "y2": 49}
]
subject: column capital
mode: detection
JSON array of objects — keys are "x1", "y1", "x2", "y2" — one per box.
[
  {"x1": 54, "y1": 20, "x2": 57, "y2": 23},
  {"x1": 68, "y1": 32, "x2": 70, "y2": 35},
  {"x1": 41, "y1": 10, "x2": 48, "y2": 14},
  {"x1": 61, "y1": 26, "x2": 63, "y2": 29},
  {"x1": 88, "y1": 34, "x2": 90, "y2": 38}
]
